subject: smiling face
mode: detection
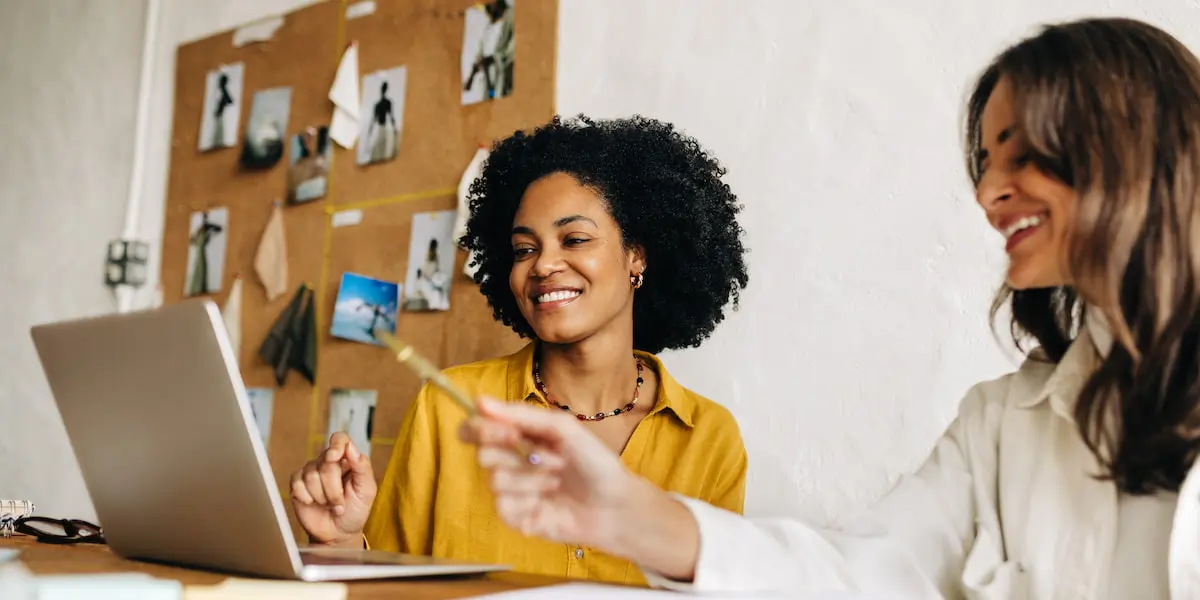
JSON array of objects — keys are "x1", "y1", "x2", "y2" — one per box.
[
  {"x1": 975, "y1": 77, "x2": 1079, "y2": 290},
  {"x1": 509, "y1": 172, "x2": 645, "y2": 345}
]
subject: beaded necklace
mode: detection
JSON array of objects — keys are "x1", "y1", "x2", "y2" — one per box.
[{"x1": 532, "y1": 356, "x2": 644, "y2": 421}]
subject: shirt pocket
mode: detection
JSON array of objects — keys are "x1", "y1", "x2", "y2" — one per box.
[{"x1": 961, "y1": 527, "x2": 1028, "y2": 600}]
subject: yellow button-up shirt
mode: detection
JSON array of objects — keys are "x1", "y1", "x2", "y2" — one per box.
[{"x1": 363, "y1": 342, "x2": 747, "y2": 586}]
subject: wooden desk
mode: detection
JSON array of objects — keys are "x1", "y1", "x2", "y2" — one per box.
[{"x1": 1, "y1": 537, "x2": 564, "y2": 599}]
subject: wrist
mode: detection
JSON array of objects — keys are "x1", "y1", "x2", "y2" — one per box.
[
  {"x1": 601, "y1": 476, "x2": 699, "y2": 582},
  {"x1": 312, "y1": 532, "x2": 365, "y2": 549}
]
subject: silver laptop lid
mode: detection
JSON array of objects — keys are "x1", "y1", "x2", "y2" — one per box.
[{"x1": 30, "y1": 299, "x2": 302, "y2": 579}]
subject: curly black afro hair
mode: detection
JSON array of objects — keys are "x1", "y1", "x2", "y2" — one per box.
[{"x1": 461, "y1": 114, "x2": 749, "y2": 355}]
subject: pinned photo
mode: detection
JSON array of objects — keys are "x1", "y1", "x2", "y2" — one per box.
[
  {"x1": 198, "y1": 63, "x2": 244, "y2": 151},
  {"x1": 287, "y1": 125, "x2": 332, "y2": 204},
  {"x1": 356, "y1": 66, "x2": 407, "y2": 166},
  {"x1": 245, "y1": 387, "x2": 274, "y2": 446},
  {"x1": 330, "y1": 272, "x2": 400, "y2": 345},
  {"x1": 461, "y1": 0, "x2": 515, "y2": 105},
  {"x1": 403, "y1": 210, "x2": 456, "y2": 312},
  {"x1": 184, "y1": 207, "x2": 229, "y2": 297},
  {"x1": 240, "y1": 87, "x2": 291, "y2": 170},
  {"x1": 327, "y1": 389, "x2": 377, "y2": 457}
]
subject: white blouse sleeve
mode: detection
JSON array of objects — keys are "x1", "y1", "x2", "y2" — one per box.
[{"x1": 641, "y1": 378, "x2": 1013, "y2": 598}]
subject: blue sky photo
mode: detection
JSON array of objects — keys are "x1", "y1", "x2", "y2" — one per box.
[{"x1": 330, "y1": 272, "x2": 400, "y2": 345}]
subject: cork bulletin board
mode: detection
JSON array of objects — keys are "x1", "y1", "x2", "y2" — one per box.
[{"x1": 159, "y1": 0, "x2": 557, "y2": 538}]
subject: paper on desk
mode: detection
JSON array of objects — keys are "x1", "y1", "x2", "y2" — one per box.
[
  {"x1": 328, "y1": 43, "x2": 360, "y2": 149},
  {"x1": 0, "y1": 560, "x2": 33, "y2": 600},
  {"x1": 467, "y1": 582, "x2": 807, "y2": 599},
  {"x1": 184, "y1": 578, "x2": 347, "y2": 600},
  {"x1": 36, "y1": 572, "x2": 182, "y2": 600},
  {"x1": 466, "y1": 583, "x2": 748, "y2": 598}
]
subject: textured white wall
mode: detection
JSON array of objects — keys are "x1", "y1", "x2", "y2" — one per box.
[
  {"x1": 0, "y1": 0, "x2": 146, "y2": 520},
  {"x1": 10, "y1": 0, "x2": 1200, "y2": 527}
]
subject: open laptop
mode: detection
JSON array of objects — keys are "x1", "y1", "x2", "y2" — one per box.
[{"x1": 29, "y1": 298, "x2": 508, "y2": 581}]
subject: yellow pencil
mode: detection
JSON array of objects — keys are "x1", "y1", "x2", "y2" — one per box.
[{"x1": 373, "y1": 329, "x2": 538, "y2": 463}]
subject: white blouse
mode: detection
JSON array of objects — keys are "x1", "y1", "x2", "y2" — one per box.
[{"x1": 643, "y1": 314, "x2": 1200, "y2": 598}]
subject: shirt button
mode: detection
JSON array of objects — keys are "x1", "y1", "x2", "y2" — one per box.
[{"x1": 574, "y1": 548, "x2": 584, "y2": 559}]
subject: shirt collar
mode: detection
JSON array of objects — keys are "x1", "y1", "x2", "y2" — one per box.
[
  {"x1": 505, "y1": 342, "x2": 696, "y2": 428},
  {"x1": 1016, "y1": 304, "x2": 1112, "y2": 420}
]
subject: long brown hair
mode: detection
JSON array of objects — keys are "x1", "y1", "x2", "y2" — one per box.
[{"x1": 965, "y1": 18, "x2": 1200, "y2": 493}]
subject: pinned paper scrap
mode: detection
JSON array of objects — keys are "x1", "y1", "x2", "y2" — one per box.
[
  {"x1": 222, "y1": 276, "x2": 243, "y2": 353},
  {"x1": 254, "y1": 203, "x2": 289, "y2": 302},
  {"x1": 232, "y1": 15, "x2": 284, "y2": 47},
  {"x1": 345, "y1": 1, "x2": 376, "y2": 20},
  {"x1": 331, "y1": 209, "x2": 363, "y2": 228},
  {"x1": 455, "y1": 146, "x2": 489, "y2": 279},
  {"x1": 328, "y1": 43, "x2": 360, "y2": 149}
]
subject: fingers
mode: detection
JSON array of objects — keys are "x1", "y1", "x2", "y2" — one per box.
[
  {"x1": 462, "y1": 397, "x2": 578, "y2": 450},
  {"x1": 478, "y1": 398, "x2": 575, "y2": 443},
  {"x1": 302, "y1": 466, "x2": 328, "y2": 505},
  {"x1": 290, "y1": 469, "x2": 314, "y2": 505},
  {"x1": 490, "y1": 466, "x2": 562, "y2": 494},
  {"x1": 293, "y1": 434, "x2": 374, "y2": 511},
  {"x1": 461, "y1": 417, "x2": 521, "y2": 447},
  {"x1": 324, "y1": 432, "x2": 352, "y2": 463},
  {"x1": 478, "y1": 446, "x2": 565, "y2": 471},
  {"x1": 325, "y1": 432, "x2": 375, "y2": 478},
  {"x1": 494, "y1": 493, "x2": 543, "y2": 535},
  {"x1": 319, "y1": 461, "x2": 346, "y2": 514}
]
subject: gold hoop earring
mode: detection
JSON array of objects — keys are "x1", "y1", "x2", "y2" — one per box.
[{"x1": 631, "y1": 272, "x2": 644, "y2": 289}]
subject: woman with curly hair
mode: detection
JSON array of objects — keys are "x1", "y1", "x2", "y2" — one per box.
[
  {"x1": 461, "y1": 18, "x2": 1200, "y2": 598},
  {"x1": 289, "y1": 115, "x2": 750, "y2": 586}
]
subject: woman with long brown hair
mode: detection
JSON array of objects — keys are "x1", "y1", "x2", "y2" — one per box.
[{"x1": 460, "y1": 17, "x2": 1200, "y2": 598}]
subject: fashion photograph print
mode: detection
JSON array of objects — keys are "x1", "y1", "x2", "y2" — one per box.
[
  {"x1": 461, "y1": 0, "x2": 515, "y2": 105},
  {"x1": 288, "y1": 125, "x2": 332, "y2": 204},
  {"x1": 402, "y1": 210, "x2": 456, "y2": 312},
  {"x1": 184, "y1": 207, "x2": 229, "y2": 297},
  {"x1": 327, "y1": 389, "x2": 377, "y2": 458},
  {"x1": 198, "y1": 62, "x2": 244, "y2": 152},
  {"x1": 245, "y1": 387, "x2": 274, "y2": 446},
  {"x1": 240, "y1": 86, "x2": 291, "y2": 170},
  {"x1": 330, "y1": 272, "x2": 400, "y2": 345},
  {"x1": 356, "y1": 66, "x2": 407, "y2": 166}
]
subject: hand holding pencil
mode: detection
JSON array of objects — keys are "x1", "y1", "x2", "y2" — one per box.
[{"x1": 372, "y1": 328, "x2": 540, "y2": 464}]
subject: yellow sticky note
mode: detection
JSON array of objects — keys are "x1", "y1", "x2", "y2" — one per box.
[{"x1": 184, "y1": 578, "x2": 347, "y2": 600}]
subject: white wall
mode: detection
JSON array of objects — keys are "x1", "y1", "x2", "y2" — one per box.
[
  {"x1": 568, "y1": 0, "x2": 1200, "y2": 523},
  {"x1": 10, "y1": 0, "x2": 1200, "y2": 526},
  {"x1": 0, "y1": 0, "x2": 146, "y2": 520}
]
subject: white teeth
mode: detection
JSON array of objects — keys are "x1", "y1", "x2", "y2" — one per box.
[
  {"x1": 1003, "y1": 215, "x2": 1044, "y2": 239},
  {"x1": 536, "y1": 290, "x2": 581, "y2": 304}
]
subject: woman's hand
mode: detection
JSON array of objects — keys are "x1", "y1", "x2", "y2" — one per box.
[
  {"x1": 460, "y1": 398, "x2": 701, "y2": 581},
  {"x1": 289, "y1": 432, "x2": 377, "y2": 547}
]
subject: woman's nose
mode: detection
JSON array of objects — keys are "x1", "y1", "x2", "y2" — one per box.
[
  {"x1": 976, "y1": 171, "x2": 1014, "y2": 211},
  {"x1": 531, "y1": 248, "x2": 564, "y2": 278}
]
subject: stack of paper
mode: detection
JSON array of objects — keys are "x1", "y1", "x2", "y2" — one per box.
[{"x1": 0, "y1": 566, "x2": 348, "y2": 600}]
